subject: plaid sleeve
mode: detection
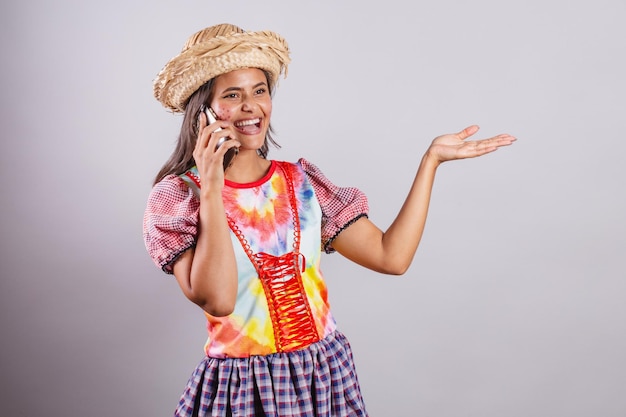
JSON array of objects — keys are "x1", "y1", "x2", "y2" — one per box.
[
  {"x1": 298, "y1": 158, "x2": 369, "y2": 254},
  {"x1": 142, "y1": 174, "x2": 199, "y2": 274}
]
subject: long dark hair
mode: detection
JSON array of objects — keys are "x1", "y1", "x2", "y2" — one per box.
[{"x1": 153, "y1": 70, "x2": 280, "y2": 185}]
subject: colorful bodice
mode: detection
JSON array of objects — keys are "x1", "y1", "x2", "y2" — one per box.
[{"x1": 181, "y1": 161, "x2": 336, "y2": 358}]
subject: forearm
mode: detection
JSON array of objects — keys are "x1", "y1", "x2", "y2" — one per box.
[
  {"x1": 188, "y1": 190, "x2": 238, "y2": 315},
  {"x1": 334, "y1": 151, "x2": 440, "y2": 275},
  {"x1": 379, "y1": 151, "x2": 440, "y2": 272}
]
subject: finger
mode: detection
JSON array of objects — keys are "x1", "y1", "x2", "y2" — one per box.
[
  {"x1": 209, "y1": 127, "x2": 237, "y2": 151},
  {"x1": 196, "y1": 122, "x2": 229, "y2": 154},
  {"x1": 216, "y1": 138, "x2": 241, "y2": 156},
  {"x1": 495, "y1": 133, "x2": 517, "y2": 144},
  {"x1": 194, "y1": 114, "x2": 212, "y2": 154},
  {"x1": 470, "y1": 134, "x2": 516, "y2": 156},
  {"x1": 197, "y1": 111, "x2": 207, "y2": 131},
  {"x1": 457, "y1": 125, "x2": 480, "y2": 141},
  {"x1": 485, "y1": 134, "x2": 517, "y2": 148}
]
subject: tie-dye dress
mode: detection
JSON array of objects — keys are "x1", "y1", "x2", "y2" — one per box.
[{"x1": 143, "y1": 158, "x2": 370, "y2": 416}]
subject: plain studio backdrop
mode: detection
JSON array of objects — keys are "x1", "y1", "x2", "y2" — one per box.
[{"x1": 1, "y1": 1, "x2": 624, "y2": 416}]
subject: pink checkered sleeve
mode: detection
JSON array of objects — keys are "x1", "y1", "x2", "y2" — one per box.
[
  {"x1": 298, "y1": 158, "x2": 369, "y2": 254},
  {"x1": 143, "y1": 175, "x2": 199, "y2": 274}
]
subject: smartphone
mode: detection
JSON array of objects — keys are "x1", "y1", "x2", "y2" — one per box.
[{"x1": 200, "y1": 105, "x2": 238, "y2": 171}]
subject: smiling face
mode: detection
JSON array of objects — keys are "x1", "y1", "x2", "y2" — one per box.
[{"x1": 210, "y1": 68, "x2": 272, "y2": 152}]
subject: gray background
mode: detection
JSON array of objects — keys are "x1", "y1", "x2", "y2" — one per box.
[{"x1": 1, "y1": 0, "x2": 624, "y2": 416}]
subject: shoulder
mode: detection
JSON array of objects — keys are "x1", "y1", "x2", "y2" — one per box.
[
  {"x1": 146, "y1": 174, "x2": 198, "y2": 215},
  {"x1": 294, "y1": 158, "x2": 331, "y2": 185},
  {"x1": 151, "y1": 174, "x2": 191, "y2": 196},
  {"x1": 296, "y1": 157, "x2": 321, "y2": 175}
]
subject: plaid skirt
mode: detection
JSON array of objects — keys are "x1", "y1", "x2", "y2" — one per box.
[{"x1": 174, "y1": 331, "x2": 368, "y2": 417}]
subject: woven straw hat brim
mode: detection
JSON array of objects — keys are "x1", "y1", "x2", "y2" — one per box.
[{"x1": 154, "y1": 29, "x2": 290, "y2": 113}]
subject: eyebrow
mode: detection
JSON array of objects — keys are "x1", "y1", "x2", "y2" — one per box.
[{"x1": 221, "y1": 81, "x2": 267, "y2": 94}]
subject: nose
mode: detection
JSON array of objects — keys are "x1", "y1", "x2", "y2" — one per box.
[{"x1": 241, "y1": 95, "x2": 256, "y2": 112}]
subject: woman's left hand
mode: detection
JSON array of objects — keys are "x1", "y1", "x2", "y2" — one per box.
[{"x1": 426, "y1": 125, "x2": 516, "y2": 164}]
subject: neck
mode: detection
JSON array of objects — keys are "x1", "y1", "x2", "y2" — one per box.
[{"x1": 224, "y1": 151, "x2": 272, "y2": 183}]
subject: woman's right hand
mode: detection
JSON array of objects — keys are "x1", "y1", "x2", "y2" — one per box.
[
  {"x1": 192, "y1": 112, "x2": 240, "y2": 189},
  {"x1": 176, "y1": 111, "x2": 240, "y2": 316}
]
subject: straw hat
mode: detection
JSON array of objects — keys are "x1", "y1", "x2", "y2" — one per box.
[{"x1": 153, "y1": 23, "x2": 291, "y2": 113}]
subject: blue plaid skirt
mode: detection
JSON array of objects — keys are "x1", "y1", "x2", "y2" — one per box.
[{"x1": 174, "y1": 331, "x2": 368, "y2": 417}]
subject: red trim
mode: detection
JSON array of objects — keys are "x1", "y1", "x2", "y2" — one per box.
[
  {"x1": 184, "y1": 171, "x2": 201, "y2": 188},
  {"x1": 224, "y1": 160, "x2": 277, "y2": 189}
]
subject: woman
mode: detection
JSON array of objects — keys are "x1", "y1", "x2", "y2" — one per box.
[{"x1": 144, "y1": 23, "x2": 515, "y2": 417}]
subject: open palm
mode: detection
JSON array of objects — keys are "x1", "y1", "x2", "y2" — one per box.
[{"x1": 429, "y1": 125, "x2": 516, "y2": 163}]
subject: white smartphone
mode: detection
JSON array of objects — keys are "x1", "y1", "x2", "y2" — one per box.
[{"x1": 200, "y1": 105, "x2": 238, "y2": 171}]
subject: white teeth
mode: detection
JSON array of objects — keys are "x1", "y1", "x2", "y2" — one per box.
[{"x1": 235, "y1": 118, "x2": 260, "y2": 127}]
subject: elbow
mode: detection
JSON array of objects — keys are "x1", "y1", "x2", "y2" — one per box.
[
  {"x1": 377, "y1": 257, "x2": 412, "y2": 276},
  {"x1": 360, "y1": 258, "x2": 411, "y2": 276},
  {"x1": 196, "y1": 296, "x2": 236, "y2": 317},
  {"x1": 186, "y1": 291, "x2": 236, "y2": 317},
  {"x1": 381, "y1": 264, "x2": 410, "y2": 276},
  {"x1": 202, "y1": 302, "x2": 235, "y2": 317},
  {"x1": 387, "y1": 252, "x2": 417, "y2": 275}
]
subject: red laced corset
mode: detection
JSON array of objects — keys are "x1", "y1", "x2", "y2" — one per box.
[{"x1": 184, "y1": 162, "x2": 320, "y2": 352}]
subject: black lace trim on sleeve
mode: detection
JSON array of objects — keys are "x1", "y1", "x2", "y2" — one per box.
[
  {"x1": 161, "y1": 242, "x2": 197, "y2": 274},
  {"x1": 323, "y1": 213, "x2": 368, "y2": 254}
]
